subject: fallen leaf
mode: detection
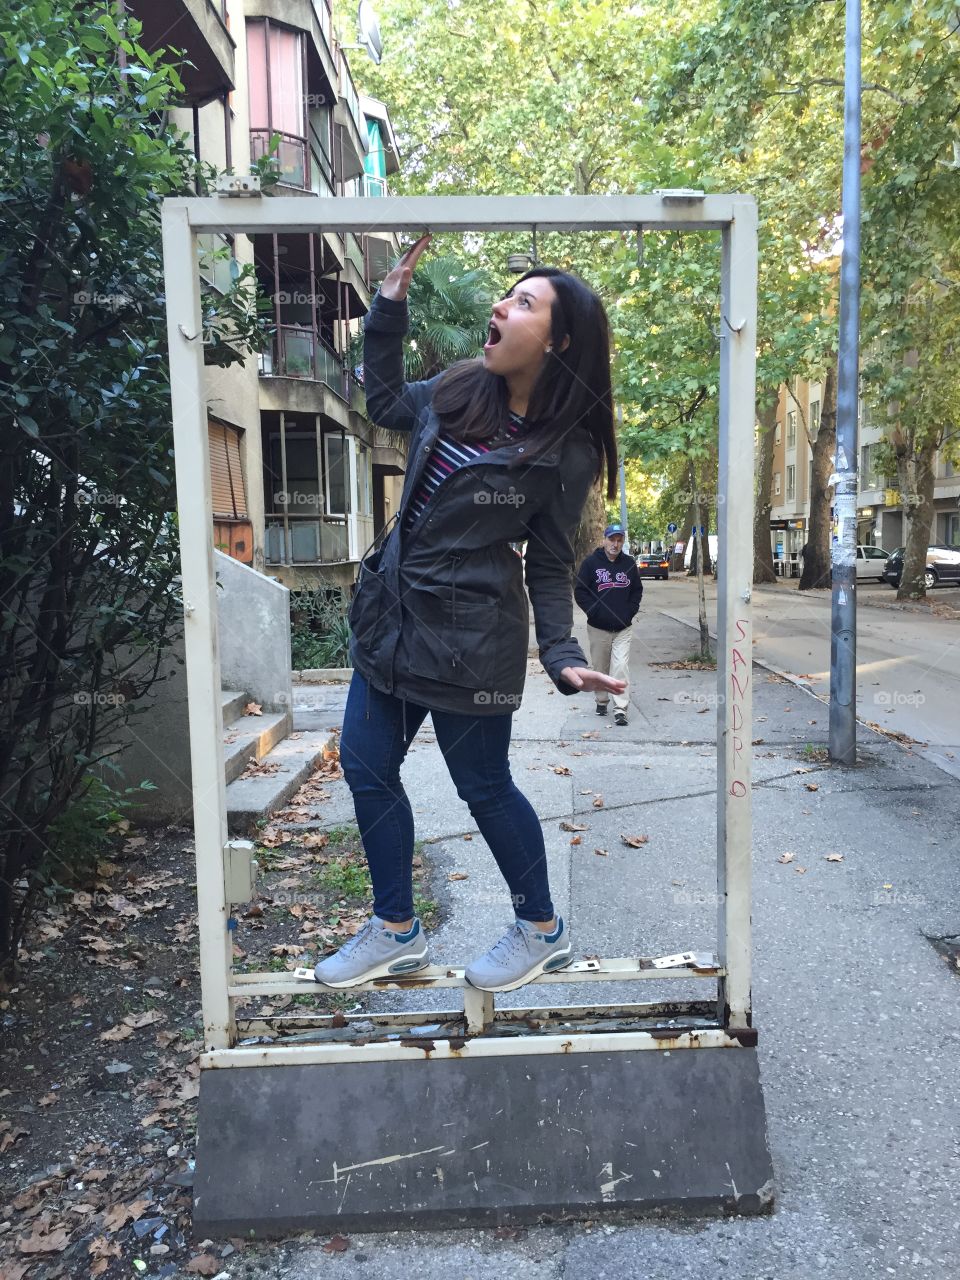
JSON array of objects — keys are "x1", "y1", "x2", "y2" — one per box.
[
  {"x1": 447, "y1": 872, "x2": 469, "y2": 881},
  {"x1": 185, "y1": 1255, "x2": 221, "y2": 1276},
  {"x1": 462, "y1": 834, "x2": 473, "y2": 841},
  {"x1": 592, "y1": 794, "x2": 605, "y2": 808},
  {"x1": 243, "y1": 701, "x2": 263, "y2": 716},
  {"x1": 594, "y1": 848, "x2": 609, "y2": 857},
  {"x1": 551, "y1": 764, "x2": 572, "y2": 775},
  {"x1": 38, "y1": 1092, "x2": 59, "y2": 1107},
  {"x1": 621, "y1": 834, "x2": 649, "y2": 848},
  {"x1": 570, "y1": 835, "x2": 582, "y2": 846},
  {"x1": 102, "y1": 1203, "x2": 131, "y2": 1232},
  {"x1": 18, "y1": 1226, "x2": 70, "y2": 1254},
  {"x1": 805, "y1": 783, "x2": 819, "y2": 792},
  {"x1": 825, "y1": 853, "x2": 844, "y2": 863},
  {"x1": 795, "y1": 866, "x2": 807, "y2": 874},
  {"x1": 98, "y1": 1024, "x2": 133, "y2": 1043},
  {"x1": 777, "y1": 852, "x2": 795, "y2": 864},
  {"x1": 122, "y1": 1009, "x2": 164, "y2": 1030},
  {"x1": 323, "y1": 1234, "x2": 351, "y2": 1253}
]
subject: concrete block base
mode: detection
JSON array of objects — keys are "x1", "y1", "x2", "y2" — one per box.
[{"x1": 193, "y1": 1046, "x2": 774, "y2": 1237}]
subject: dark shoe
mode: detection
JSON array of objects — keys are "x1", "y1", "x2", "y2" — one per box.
[
  {"x1": 595, "y1": 703, "x2": 608, "y2": 716},
  {"x1": 614, "y1": 711, "x2": 628, "y2": 726}
]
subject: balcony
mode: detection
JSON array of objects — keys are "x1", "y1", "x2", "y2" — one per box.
[
  {"x1": 265, "y1": 514, "x2": 348, "y2": 565},
  {"x1": 334, "y1": 48, "x2": 367, "y2": 181},
  {"x1": 250, "y1": 128, "x2": 308, "y2": 191},
  {"x1": 128, "y1": 0, "x2": 235, "y2": 106},
  {"x1": 259, "y1": 325, "x2": 349, "y2": 400}
]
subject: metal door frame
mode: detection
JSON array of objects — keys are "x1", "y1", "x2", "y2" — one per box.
[{"x1": 160, "y1": 191, "x2": 758, "y2": 1069}]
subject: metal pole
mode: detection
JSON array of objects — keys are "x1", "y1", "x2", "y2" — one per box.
[
  {"x1": 828, "y1": 0, "x2": 861, "y2": 765},
  {"x1": 617, "y1": 406, "x2": 629, "y2": 553},
  {"x1": 715, "y1": 198, "x2": 758, "y2": 1032}
]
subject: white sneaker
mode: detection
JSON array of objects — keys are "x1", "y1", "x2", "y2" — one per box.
[
  {"x1": 464, "y1": 917, "x2": 572, "y2": 992},
  {"x1": 313, "y1": 916, "x2": 428, "y2": 988}
]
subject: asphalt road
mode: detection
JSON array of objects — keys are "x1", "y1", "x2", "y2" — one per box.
[{"x1": 653, "y1": 574, "x2": 960, "y2": 778}]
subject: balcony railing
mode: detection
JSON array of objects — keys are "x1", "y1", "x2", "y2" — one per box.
[
  {"x1": 259, "y1": 325, "x2": 349, "y2": 399},
  {"x1": 337, "y1": 49, "x2": 364, "y2": 140},
  {"x1": 250, "y1": 128, "x2": 308, "y2": 190},
  {"x1": 311, "y1": 0, "x2": 333, "y2": 50},
  {"x1": 265, "y1": 514, "x2": 348, "y2": 565}
]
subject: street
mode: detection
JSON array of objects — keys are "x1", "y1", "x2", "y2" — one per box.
[{"x1": 653, "y1": 576, "x2": 960, "y2": 778}]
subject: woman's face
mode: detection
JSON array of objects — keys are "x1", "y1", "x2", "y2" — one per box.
[{"x1": 482, "y1": 276, "x2": 559, "y2": 379}]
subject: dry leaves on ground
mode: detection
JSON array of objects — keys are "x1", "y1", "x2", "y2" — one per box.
[{"x1": 621, "y1": 834, "x2": 649, "y2": 848}]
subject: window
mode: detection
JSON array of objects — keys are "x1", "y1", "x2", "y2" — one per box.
[
  {"x1": 810, "y1": 399, "x2": 821, "y2": 436},
  {"x1": 786, "y1": 409, "x2": 797, "y2": 449},
  {"x1": 860, "y1": 444, "x2": 884, "y2": 491},
  {"x1": 247, "y1": 22, "x2": 308, "y2": 188},
  {"x1": 208, "y1": 421, "x2": 247, "y2": 518},
  {"x1": 946, "y1": 513, "x2": 960, "y2": 547},
  {"x1": 786, "y1": 464, "x2": 796, "y2": 502},
  {"x1": 774, "y1": 471, "x2": 781, "y2": 497},
  {"x1": 268, "y1": 432, "x2": 321, "y2": 513},
  {"x1": 324, "y1": 434, "x2": 350, "y2": 517},
  {"x1": 357, "y1": 442, "x2": 372, "y2": 517},
  {"x1": 775, "y1": 422, "x2": 782, "y2": 445}
]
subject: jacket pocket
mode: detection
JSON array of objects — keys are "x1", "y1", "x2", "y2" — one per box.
[
  {"x1": 348, "y1": 546, "x2": 386, "y2": 649},
  {"x1": 405, "y1": 586, "x2": 501, "y2": 690}
]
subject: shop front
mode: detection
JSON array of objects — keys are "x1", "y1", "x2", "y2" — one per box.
[{"x1": 770, "y1": 518, "x2": 806, "y2": 576}]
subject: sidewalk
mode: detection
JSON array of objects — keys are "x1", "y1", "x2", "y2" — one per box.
[{"x1": 265, "y1": 609, "x2": 960, "y2": 1278}]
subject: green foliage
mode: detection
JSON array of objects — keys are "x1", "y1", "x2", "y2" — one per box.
[
  {"x1": 0, "y1": 1, "x2": 271, "y2": 964},
  {"x1": 291, "y1": 588, "x2": 352, "y2": 670},
  {"x1": 43, "y1": 775, "x2": 156, "y2": 896},
  {"x1": 404, "y1": 255, "x2": 496, "y2": 379}
]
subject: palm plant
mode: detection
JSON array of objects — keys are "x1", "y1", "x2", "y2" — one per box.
[{"x1": 403, "y1": 255, "x2": 496, "y2": 380}]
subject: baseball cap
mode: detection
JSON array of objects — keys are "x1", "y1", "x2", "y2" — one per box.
[{"x1": 604, "y1": 523, "x2": 625, "y2": 537}]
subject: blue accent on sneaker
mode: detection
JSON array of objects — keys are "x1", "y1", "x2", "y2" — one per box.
[{"x1": 390, "y1": 921, "x2": 420, "y2": 943}]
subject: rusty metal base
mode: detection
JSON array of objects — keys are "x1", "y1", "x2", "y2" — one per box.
[{"x1": 192, "y1": 1045, "x2": 774, "y2": 1237}]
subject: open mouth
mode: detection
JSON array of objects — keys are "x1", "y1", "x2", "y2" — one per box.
[{"x1": 484, "y1": 321, "x2": 502, "y2": 350}]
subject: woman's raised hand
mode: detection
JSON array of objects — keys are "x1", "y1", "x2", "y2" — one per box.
[{"x1": 380, "y1": 233, "x2": 432, "y2": 302}]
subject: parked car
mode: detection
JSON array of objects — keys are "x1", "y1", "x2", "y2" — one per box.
[
  {"x1": 881, "y1": 544, "x2": 960, "y2": 590},
  {"x1": 855, "y1": 544, "x2": 889, "y2": 581},
  {"x1": 636, "y1": 549, "x2": 670, "y2": 580}
]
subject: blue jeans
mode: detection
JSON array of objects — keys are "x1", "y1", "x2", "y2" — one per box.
[{"x1": 339, "y1": 670, "x2": 555, "y2": 924}]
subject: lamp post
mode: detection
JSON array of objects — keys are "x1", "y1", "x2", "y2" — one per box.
[{"x1": 828, "y1": 0, "x2": 862, "y2": 765}]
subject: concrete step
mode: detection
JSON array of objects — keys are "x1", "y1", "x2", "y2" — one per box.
[
  {"x1": 224, "y1": 729, "x2": 337, "y2": 836},
  {"x1": 222, "y1": 709, "x2": 292, "y2": 785},
  {"x1": 221, "y1": 689, "x2": 249, "y2": 729}
]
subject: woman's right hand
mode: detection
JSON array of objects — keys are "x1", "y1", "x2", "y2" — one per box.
[{"x1": 380, "y1": 233, "x2": 432, "y2": 302}]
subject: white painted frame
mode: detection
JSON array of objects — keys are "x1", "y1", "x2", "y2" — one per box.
[{"x1": 160, "y1": 193, "x2": 757, "y2": 1063}]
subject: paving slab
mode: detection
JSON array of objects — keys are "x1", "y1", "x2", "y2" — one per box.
[{"x1": 231, "y1": 610, "x2": 960, "y2": 1276}]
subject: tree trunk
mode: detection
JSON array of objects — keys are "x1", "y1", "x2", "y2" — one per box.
[
  {"x1": 799, "y1": 361, "x2": 837, "y2": 590},
  {"x1": 685, "y1": 460, "x2": 712, "y2": 575},
  {"x1": 572, "y1": 477, "x2": 606, "y2": 576},
  {"x1": 897, "y1": 444, "x2": 937, "y2": 600},
  {"x1": 753, "y1": 394, "x2": 778, "y2": 584}
]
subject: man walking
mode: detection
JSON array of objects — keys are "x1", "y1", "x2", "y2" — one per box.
[{"x1": 574, "y1": 524, "x2": 643, "y2": 725}]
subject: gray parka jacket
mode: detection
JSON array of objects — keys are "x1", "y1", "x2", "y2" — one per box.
[{"x1": 348, "y1": 290, "x2": 599, "y2": 718}]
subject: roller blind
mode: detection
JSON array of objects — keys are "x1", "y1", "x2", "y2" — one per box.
[{"x1": 208, "y1": 420, "x2": 247, "y2": 518}]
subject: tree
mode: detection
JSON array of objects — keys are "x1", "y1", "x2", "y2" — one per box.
[
  {"x1": 0, "y1": 2, "x2": 270, "y2": 964},
  {"x1": 403, "y1": 255, "x2": 495, "y2": 379}
]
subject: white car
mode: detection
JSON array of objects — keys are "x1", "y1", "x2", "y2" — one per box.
[{"x1": 855, "y1": 544, "x2": 889, "y2": 581}]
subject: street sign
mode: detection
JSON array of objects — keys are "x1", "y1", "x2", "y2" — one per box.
[{"x1": 667, "y1": 522, "x2": 677, "y2": 533}]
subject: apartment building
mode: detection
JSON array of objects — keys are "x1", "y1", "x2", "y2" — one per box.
[
  {"x1": 129, "y1": 0, "x2": 404, "y2": 594},
  {"x1": 766, "y1": 379, "x2": 960, "y2": 573}
]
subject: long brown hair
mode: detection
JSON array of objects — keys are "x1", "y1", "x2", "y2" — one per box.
[{"x1": 430, "y1": 267, "x2": 618, "y2": 498}]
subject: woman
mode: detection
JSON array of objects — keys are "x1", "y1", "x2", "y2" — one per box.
[{"x1": 314, "y1": 235, "x2": 626, "y2": 993}]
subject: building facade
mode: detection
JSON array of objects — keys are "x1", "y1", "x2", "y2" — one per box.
[
  {"x1": 766, "y1": 378, "x2": 960, "y2": 574},
  {"x1": 129, "y1": 0, "x2": 405, "y2": 595}
]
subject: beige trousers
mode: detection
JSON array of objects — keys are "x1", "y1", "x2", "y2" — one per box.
[{"x1": 587, "y1": 622, "x2": 632, "y2": 712}]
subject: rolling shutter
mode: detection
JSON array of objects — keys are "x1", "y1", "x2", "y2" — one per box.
[{"x1": 208, "y1": 420, "x2": 247, "y2": 518}]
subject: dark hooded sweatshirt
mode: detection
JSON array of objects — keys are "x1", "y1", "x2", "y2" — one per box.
[{"x1": 574, "y1": 548, "x2": 643, "y2": 632}]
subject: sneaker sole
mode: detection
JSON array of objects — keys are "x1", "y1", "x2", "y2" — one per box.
[
  {"x1": 465, "y1": 946, "x2": 573, "y2": 994},
  {"x1": 314, "y1": 951, "x2": 429, "y2": 989}
]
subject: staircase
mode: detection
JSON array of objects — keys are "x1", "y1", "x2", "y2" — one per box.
[{"x1": 222, "y1": 686, "x2": 341, "y2": 836}]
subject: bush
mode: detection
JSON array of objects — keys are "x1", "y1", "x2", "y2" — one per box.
[{"x1": 291, "y1": 588, "x2": 352, "y2": 670}]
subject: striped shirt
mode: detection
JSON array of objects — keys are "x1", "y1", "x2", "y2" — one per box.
[{"x1": 403, "y1": 410, "x2": 528, "y2": 532}]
